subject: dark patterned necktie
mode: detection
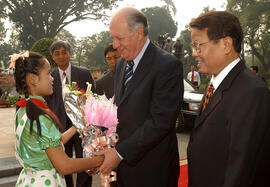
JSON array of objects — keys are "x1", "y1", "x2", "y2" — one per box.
[
  {"x1": 63, "y1": 71, "x2": 69, "y2": 84},
  {"x1": 201, "y1": 83, "x2": 214, "y2": 112},
  {"x1": 123, "y1": 60, "x2": 134, "y2": 87}
]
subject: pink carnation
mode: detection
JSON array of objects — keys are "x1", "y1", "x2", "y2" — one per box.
[{"x1": 85, "y1": 94, "x2": 118, "y2": 134}]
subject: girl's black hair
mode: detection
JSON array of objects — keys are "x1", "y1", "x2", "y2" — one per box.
[{"x1": 14, "y1": 51, "x2": 62, "y2": 136}]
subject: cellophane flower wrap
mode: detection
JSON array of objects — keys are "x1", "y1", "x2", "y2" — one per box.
[{"x1": 63, "y1": 82, "x2": 118, "y2": 186}]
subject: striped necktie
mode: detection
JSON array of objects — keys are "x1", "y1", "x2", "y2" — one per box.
[
  {"x1": 123, "y1": 60, "x2": 134, "y2": 87},
  {"x1": 63, "y1": 72, "x2": 69, "y2": 84},
  {"x1": 201, "y1": 83, "x2": 214, "y2": 112}
]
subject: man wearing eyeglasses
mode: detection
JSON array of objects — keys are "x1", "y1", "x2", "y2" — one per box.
[
  {"x1": 95, "y1": 43, "x2": 121, "y2": 99},
  {"x1": 187, "y1": 11, "x2": 270, "y2": 187}
]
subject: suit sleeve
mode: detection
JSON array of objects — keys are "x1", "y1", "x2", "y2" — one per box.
[
  {"x1": 116, "y1": 58, "x2": 184, "y2": 164},
  {"x1": 77, "y1": 68, "x2": 95, "y2": 93},
  {"x1": 87, "y1": 70, "x2": 96, "y2": 93},
  {"x1": 95, "y1": 78, "x2": 104, "y2": 96},
  {"x1": 223, "y1": 86, "x2": 270, "y2": 187}
]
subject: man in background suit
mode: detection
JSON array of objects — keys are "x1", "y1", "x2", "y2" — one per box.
[
  {"x1": 45, "y1": 40, "x2": 94, "y2": 187},
  {"x1": 95, "y1": 43, "x2": 121, "y2": 99},
  {"x1": 96, "y1": 7, "x2": 183, "y2": 187},
  {"x1": 250, "y1": 65, "x2": 266, "y2": 83},
  {"x1": 187, "y1": 11, "x2": 270, "y2": 187}
]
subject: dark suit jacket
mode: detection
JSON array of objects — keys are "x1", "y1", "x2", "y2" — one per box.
[
  {"x1": 187, "y1": 60, "x2": 270, "y2": 187},
  {"x1": 45, "y1": 64, "x2": 94, "y2": 130},
  {"x1": 114, "y1": 42, "x2": 184, "y2": 187},
  {"x1": 95, "y1": 70, "x2": 114, "y2": 99}
]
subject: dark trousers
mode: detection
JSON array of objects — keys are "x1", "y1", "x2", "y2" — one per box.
[{"x1": 64, "y1": 118, "x2": 92, "y2": 187}]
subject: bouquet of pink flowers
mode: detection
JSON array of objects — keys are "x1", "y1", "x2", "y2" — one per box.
[
  {"x1": 85, "y1": 93, "x2": 118, "y2": 135},
  {"x1": 63, "y1": 82, "x2": 118, "y2": 185}
]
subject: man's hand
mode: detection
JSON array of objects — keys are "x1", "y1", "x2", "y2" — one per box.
[{"x1": 95, "y1": 148, "x2": 121, "y2": 175}]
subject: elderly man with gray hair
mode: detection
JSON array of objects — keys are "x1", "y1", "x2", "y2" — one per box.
[{"x1": 95, "y1": 7, "x2": 184, "y2": 187}]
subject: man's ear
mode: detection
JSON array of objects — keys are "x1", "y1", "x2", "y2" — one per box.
[
  {"x1": 223, "y1": 36, "x2": 233, "y2": 55},
  {"x1": 137, "y1": 25, "x2": 145, "y2": 40}
]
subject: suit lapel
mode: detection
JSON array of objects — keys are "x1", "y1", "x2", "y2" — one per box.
[
  {"x1": 70, "y1": 65, "x2": 76, "y2": 83},
  {"x1": 194, "y1": 60, "x2": 246, "y2": 129},
  {"x1": 194, "y1": 89, "x2": 222, "y2": 129},
  {"x1": 118, "y1": 42, "x2": 155, "y2": 106},
  {"x1": 53, "y1": 68, "x2": 62, "y2": 91},
  {"x1": 114, "y1": 59, "x2": 126, "y2": 105},
  {"x1": 119, "y1": 60, "x2": 127, "y2": 98}
]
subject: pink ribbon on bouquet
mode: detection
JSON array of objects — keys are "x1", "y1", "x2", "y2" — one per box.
[{"x1": 84, "y1": 132, "x2": 119, "y2": 187}]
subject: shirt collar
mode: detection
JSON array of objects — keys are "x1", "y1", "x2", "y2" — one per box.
[
  {"x1": 132, "y1": 38, "x2": 150, "y2": 71},
  {"x1": 58, "y1": 63, "x2": 71, "y2": 82},
  {"x1": 211, "y1": 57, "x2": 240, "y2": 92}
]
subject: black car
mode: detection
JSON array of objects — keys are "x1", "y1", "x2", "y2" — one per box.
[{"x1": 176, "y1": 79, "x2": 203, "y2": 131}]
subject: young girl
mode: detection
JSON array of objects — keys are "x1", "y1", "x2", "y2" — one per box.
[{"x1": 11, "y1": 51, "x2": 103, "y2": 186}]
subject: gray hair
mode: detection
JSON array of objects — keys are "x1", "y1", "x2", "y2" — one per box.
[
  {"x1": 50, "y1": 40, "x2": 71, "y2": 54},
  {"x1": 126, "y1": 11, "x2": 148, "y2": 36}
]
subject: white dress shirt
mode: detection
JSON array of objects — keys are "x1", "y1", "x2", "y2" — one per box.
[
  {"x1": 132, "y1": 38, "x2": 150, "y2": 72},
  {"x1": 211, "y1": 57, "x2": 240, "y2": 92},
  {"x1": 58, "y1": 63, "x2": 71, "y2": 86}
]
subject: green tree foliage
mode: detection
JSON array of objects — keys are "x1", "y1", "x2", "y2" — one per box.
[
  {"x1": 1, "y1": 0, "x2": 120, "y2": 49},
  {"x1": 55, "y1": 29, "x2": 77, "y2": 50},
  {"x1": 179, "y1": 27, "x2": 196, "y2": 75},
  {"x1": 0, "y1": 22, "x2": 22, "y2": 68},
  {"x1": 75, "y1": 31, "x2": 112, "y2": 70},
  {"x1": 8, "y1": 26, "x2": 23, "y2": 52},
  {"x1": 31, "y1": 38, "x2": 55, "y2": 68},
  {"x1": 141, "y1": 6, "x2": 178, "y2": 41},
  {"x1": 160, "y1": 0, "x2": 177, "y2": 15},
  {"x1": 227, "y1": 0, "x2": 270, "y2": 76},
  {"x1": 0, "y1": 2, "x2": 6, "y2": 18},
  {"x1": 0, "y1": 43, "x2": 14, "y2": 68},
  {"x1": 0, "y1": 21, "x2": 6, "y2": 43},
  {"x1": 0, "y1": 0, "x2": 5, "y2": 41}
]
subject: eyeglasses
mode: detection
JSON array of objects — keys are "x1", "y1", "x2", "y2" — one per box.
[{"x1": 190, "y1": 41, "x2": 210, "y2": 53}]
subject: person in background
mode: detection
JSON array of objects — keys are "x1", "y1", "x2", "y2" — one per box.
[
  {"x1": 12, "y1": 51, "x2": 103, "y2": 187},
  {"x1": 187, "y1": 65, "x2": 200, "y2": 88},
  {"x1": 250, "y1": 65, "x2": 266, "y2": 83},
  {"x1": 95, "y1": 43, "x2": 121, "y2": 99},
  {"x1": 158, "y1": 35, "x2": 165, "y2": 48},
  {"x1": 163, "y1": 37, "x2": 172, "y2": 53},
  {"x1": 96, "y1": 7, "x2": 183, "y2": 187},
  {"x1": 173, "y1": 39, "x2": 183, "y2": 60},
  {"x1": 45, "y1": 40, "x2": 95, "y2": 187},
  {"x1": 153, "y1": 40, "x2": 159, "y2": 47},
  {"x1": 187, "y1": 11, "x2": 270, "y2": 187}
]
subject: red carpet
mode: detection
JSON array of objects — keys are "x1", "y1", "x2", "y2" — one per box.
[{"x1": 178, "y1": 158, "x2": 188, "y2": 187}]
